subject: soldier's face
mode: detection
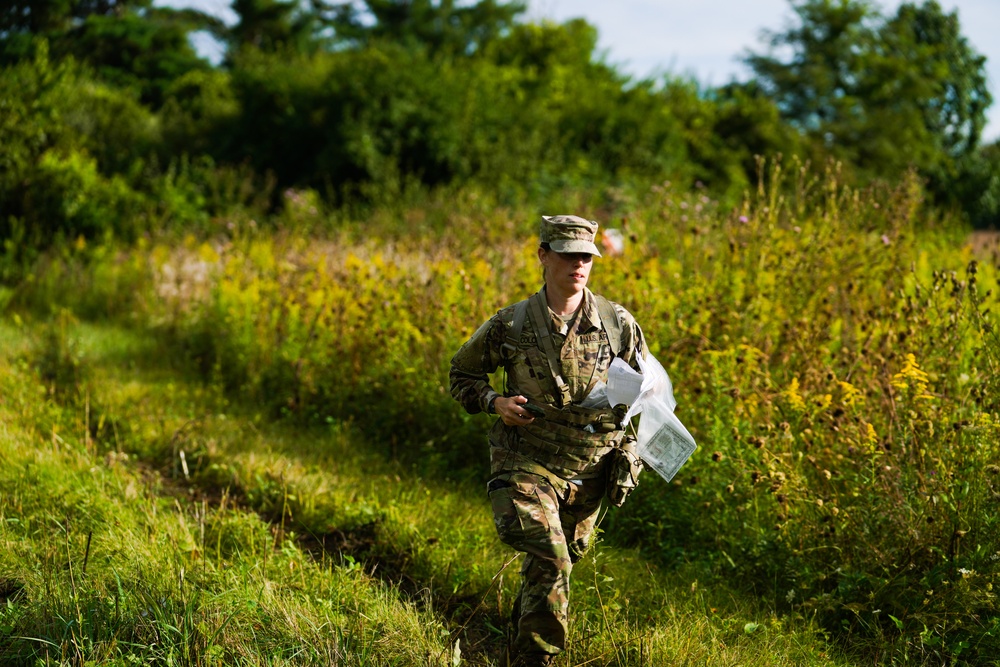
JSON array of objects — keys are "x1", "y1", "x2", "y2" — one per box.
[{"x1": 540, "y1": 249, "x2": 593, "y2": 293}]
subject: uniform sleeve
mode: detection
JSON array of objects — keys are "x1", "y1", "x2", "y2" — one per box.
[
  {"x1": 449, "y1": 314, "x2": 507, "y2": 415},
  {"x1": 613, "y1": 302, "x2": 647, "y2": 372}
]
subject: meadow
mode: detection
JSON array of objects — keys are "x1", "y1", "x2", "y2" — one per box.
[{"x1": 2, "y1": 161, "x2": 998, "y2": 665}]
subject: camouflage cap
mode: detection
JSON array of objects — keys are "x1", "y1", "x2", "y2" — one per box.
[{"x1": 540, "y1": 215, "x2": 602, "y2": 257}]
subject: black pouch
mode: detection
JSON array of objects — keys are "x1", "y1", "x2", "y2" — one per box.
[{"x1": 606, "y1": 443, "x2": 643, "y2": 507}]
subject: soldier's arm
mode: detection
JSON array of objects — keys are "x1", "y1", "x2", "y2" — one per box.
[
  {"x1": 612, "y1": 303, "x2": 647, "y2": 371},
  {"x1": 449, "y1": 315, "x2": 506, "y2": 415}
]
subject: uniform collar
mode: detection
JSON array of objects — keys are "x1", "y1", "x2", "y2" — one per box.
[
  {"x1": 578, "y1": 288, "x2": 603, "y2": 333},
  {"x1": 538, "y1": 287, "x2": 602, "y2": 334}
]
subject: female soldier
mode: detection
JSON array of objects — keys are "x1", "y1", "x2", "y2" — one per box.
[{"x1": 450, "y1": 215, "x2": 646, "y2": 666}]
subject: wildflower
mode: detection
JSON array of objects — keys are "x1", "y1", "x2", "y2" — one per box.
[
  {"x1": 838, "y1": 381, "x2": 863, "y2": 407},
  {"x1": 891, "y1": 354, "x2": 932, "y2": 399},
  {"x1": 864, "y1": 422, "x2": 878, "y2": 455},
  {"x1": 785, "y1": 377, "x2": 806, "y2": 412}
]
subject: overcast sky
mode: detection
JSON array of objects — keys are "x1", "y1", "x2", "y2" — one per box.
[{"x1": 162, "y1": 0, "x2": 999, "y2": 142}]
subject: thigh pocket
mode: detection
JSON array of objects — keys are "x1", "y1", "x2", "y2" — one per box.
[{"x1": 488, "y1": 477, "x2": 551, "y2": 550}]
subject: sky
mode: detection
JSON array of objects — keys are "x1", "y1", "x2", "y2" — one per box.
[{"x1": 161, "y1": 0, "x2": 1000, "y2": 142}]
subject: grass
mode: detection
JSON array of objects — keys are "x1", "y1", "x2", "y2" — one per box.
[
  {"x1": 4, "y1": 163, "x2": 997, "y2": 665},
  {"x1": 0, "y1": 316, "x2": 853, "y2": 665}
]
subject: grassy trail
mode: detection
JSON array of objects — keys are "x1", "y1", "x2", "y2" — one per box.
[{"x1": 0, "y1": 317, "x2": 851, "y2": 665}]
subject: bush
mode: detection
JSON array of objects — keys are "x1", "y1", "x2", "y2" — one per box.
[
  {"x1": 15, "y1": 160, "x2": 1000, "y2": 665},
  {"x1": 22, "y1": 149, "x2": 150, "y2": 243}
]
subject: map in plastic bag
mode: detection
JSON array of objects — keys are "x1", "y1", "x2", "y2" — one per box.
[
  {"x1": 614, "y1": 352, "x2": 696, "y2": 483},
  {"x1": 636, "y1": 404, "x2": 697, "y2": 483}
]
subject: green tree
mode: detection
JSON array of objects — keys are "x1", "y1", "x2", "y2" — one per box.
[
  {"x1": 882, "y1": 2, "x2": 990, "y2": 159},
  {"x1": 745, "y1": 0, "x2": 992, "y2": 195},
  {"x1": 61, "y1": 8, "x2": 217, "y2": 106},
  {"x1": 745, "y1": 0, "x2": 878, "y2": 141},
  {"x1": 1, "y1": 1, "x2": 221, "y2": 106},
  {"x1": 321, "y1": 0, "x2": 525, "y2": 56},
  {"x1": 0, "y1": 44, "x2": 157, "y2": 252},
  {"x1": 953, "y1": 140, "x2": 1000, "y2": 228},
  {"x1": 228, "y1": 0, "x2": 324, "y2": 54}
]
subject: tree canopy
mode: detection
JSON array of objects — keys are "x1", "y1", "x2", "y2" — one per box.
[
  {"x1": 0, "y1": 0, "x2": 996, "y2": 240},
  {"x1": 745, "y1": 0, "x2": 992, "y2": 192}
]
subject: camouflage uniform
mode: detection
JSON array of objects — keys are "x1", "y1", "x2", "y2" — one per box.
[{"x1": 450, "y1": 216, "x2": 646, "y2": 660}]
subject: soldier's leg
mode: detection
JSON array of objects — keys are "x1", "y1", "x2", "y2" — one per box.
[
  {"x1": 488, "y1": 472, "x2": 570, "y2": 656},
  {"x1": 560, "y1": 475, "x2": 607, "y2": 563}
]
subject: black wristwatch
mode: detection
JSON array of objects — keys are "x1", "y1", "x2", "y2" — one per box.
[{"x1": 488, "y1": 396, "x2": 498, "y2": 414}]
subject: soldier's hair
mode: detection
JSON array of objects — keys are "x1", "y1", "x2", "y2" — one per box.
[{"x1": 539, "y1": 242, "x2": 550, "y2": 281}]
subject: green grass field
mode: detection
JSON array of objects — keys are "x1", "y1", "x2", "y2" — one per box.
[
  {"x1": 2, "y1": 168, "x2": 999, "y2": 665},
  {"x1": 0, "y1": 320, "x2": 850, "y2": 665}
]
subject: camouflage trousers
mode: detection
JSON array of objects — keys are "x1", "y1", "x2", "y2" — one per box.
[{"x1": 487, "y1": 470, "x2": 606, "y2": 656}]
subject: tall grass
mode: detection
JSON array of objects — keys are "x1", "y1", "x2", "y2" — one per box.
[
  {"x1": 7, "y1": 162, "x2": 999, "y2": 664},
  {"x1": 0, "y1": 322, "x2": 451, "y2": 665},
  {"x1": 0, "y1": 319, "x2": 849, "y2": 666}
]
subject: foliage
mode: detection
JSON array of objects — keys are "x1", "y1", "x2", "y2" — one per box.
[
  {"x1": 745, "y1": 0, "x2": 992, "y2": 214},
  {"x1": 1, "y1": 0, "x2": 995, "y2": 245},
  {"x1": 0, "y1": 44, "x2": 155, "y2": 256},
  {"x1": 14, "y1": 162, "x2": 999, "y2": 663},
  {"x1": 324, "y1": 0, "x2": 526, "y2": 56},
  {"x1": 1, "y1": 1, "x2": 219, "y2": 105},
  {"x1": 952, "y1": 140, "x2": 1000, "y2": 229},
  {"x1": 227, "y1": 0, "x2": 325, "y2": 55},
  {"x1": 55, "y1": 10, "x2": 212, "y2": 107},
  {"x1": 0, "y1": 331, "x2": 453, "y2": 665}
]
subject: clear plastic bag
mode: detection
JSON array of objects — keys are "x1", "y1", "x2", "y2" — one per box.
[{"x1": 607, "y1": 354, "x2": 695, "y2": 483}]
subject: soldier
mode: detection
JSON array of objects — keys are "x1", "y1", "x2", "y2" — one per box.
[{"x1": 450, "y1": 215, "x2": 646, "y2": 666}]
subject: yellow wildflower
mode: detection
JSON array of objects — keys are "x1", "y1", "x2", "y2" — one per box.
[
  {"x1": 865, "y1": 422, "x2": 878, "y2": 455},
  {"x1": 891, "y1": 354, "x2": 932, "y2": 399},
  {"x1": 785, "y1": 377, "x2": 806, "y2": 412},
  {"x1": 839, "y1": 381, "x2": 863, "y2": 407}
]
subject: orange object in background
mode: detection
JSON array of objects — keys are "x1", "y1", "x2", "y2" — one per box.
[{"x1": 601, "y1": 229, "x2": 625, "y2": 257}]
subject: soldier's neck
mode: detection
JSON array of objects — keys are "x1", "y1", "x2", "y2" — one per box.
[{"x1": 544, "y1": 285, "x2": 585, "y2": 317}]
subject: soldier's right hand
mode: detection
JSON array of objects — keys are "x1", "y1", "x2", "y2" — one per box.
[{"x1": 495, "y1": 395, "x2": 535, "y2": 426}]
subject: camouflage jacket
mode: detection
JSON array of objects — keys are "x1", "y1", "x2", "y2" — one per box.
[{"x1": 450, "y1": 287, "x2": 646, "y2": 482}]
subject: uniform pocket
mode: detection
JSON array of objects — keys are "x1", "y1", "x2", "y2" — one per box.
[{"x1": 488, "y1": 475, "x2": 551, "y2": 550}]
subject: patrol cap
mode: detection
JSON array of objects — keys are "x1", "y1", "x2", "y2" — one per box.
[{"x1": 540, "y1": 215, "x2": 602, "y2": 257}]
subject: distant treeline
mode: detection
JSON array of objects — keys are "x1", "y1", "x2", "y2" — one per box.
[{"x1": 1, "y1": 0, "x2": 998, "y2": 255}]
